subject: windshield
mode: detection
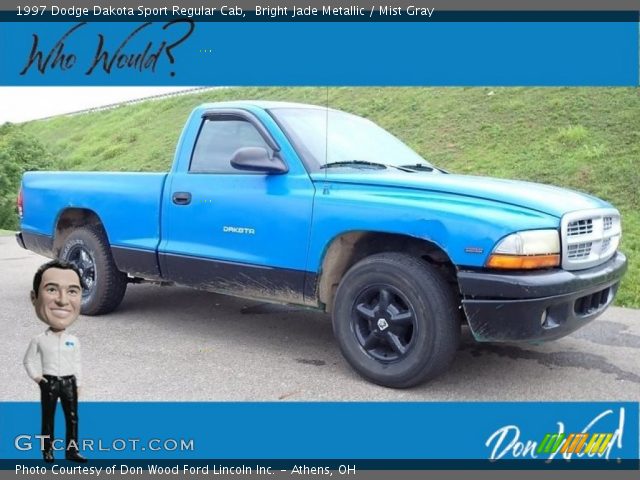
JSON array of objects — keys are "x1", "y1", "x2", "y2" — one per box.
[{"x1": 270, "y1": 107, "x2": 434, "y2": 172}]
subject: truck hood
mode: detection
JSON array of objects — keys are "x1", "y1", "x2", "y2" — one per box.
[{"x1": 311, "y1": 172, "x2": 611, "y2": 218}]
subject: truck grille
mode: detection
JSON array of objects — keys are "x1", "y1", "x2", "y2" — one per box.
[
  {"x1": 574, "y1": 287, "x2": 612, "y2": 317},
  {"x1": 567, "y1": 219, "x2": 593, "y2": 237},
  {"x1": 561, "y1": 209, "x2": 621, "y2": 271},
  {"x1": 567, "y1": 242, "x2": 592, "y2": 259}
]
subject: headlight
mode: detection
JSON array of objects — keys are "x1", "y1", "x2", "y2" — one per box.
[{"x1": 486, "y1": 230, "x2": 560, "y2": 270}]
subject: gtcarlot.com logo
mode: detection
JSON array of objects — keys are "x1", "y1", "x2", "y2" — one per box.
[{"x1": 15, "y1": 435, "x2": 195, "y2": 452}]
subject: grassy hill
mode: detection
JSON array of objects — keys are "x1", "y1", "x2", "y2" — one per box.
[{"x1": 5, "y1": 87, "x2": 640, "y2": 307}]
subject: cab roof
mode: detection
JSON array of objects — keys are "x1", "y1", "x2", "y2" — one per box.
[{"x1": 196, "y1": 100, "x2": 332, "y2": 111}]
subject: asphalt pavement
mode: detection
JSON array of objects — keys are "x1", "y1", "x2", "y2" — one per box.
[{"x1": 2, "y1": 234, "x2": 639, "y2": 401}]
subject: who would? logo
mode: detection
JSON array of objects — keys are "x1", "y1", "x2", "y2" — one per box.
[{"x1": 537, "y1": 432, "x2": 613, "y2": 456}]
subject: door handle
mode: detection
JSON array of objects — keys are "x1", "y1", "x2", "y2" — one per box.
[{"x1": 172, "y1": 192, "x2": 192, "y2": 205}]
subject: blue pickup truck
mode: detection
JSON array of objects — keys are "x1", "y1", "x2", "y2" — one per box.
[{"x1": 16, "y1": 101, "x2": 627, "y2": 387}]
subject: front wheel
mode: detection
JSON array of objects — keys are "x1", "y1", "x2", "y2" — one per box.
[
  {"x1": 332, "y1": 252, "x2": 460, "y2": 388},
  {"x1": 59, "y1": 226, "x2": 127, "y2": 315}
]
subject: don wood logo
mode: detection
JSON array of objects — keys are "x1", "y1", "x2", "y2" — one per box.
[
  {"x1": 485, "y1": 408, "x2": 626, "y2": 461},
  {"x1": 536, "y1": 432, "x2": 613, "y2": 456}
]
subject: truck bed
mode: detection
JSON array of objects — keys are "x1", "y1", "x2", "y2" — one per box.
[{"x1": 21, "y1": 171, "x2": 168, "y2": 253}]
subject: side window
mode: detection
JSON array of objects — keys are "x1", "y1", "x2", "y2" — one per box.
[{"x1": 190, "y1": 118, "x2": 273, "y2": 173}]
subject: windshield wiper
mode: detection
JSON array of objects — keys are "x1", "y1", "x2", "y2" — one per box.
[
  {"x1": 320, "y1": 160, "x2": 388, "y2": 170},
  {"x1": 398, "y1": 163, "x2": 435, "y2": 172},
  {"x1": 320, "y1": 161, "x2": 416, "y2": 172}
]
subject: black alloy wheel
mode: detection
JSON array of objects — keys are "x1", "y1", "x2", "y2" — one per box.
[
  {"x1": 65, "y1": 244, "x2": 97, "y2": 299},
  {"x1": 59, "y1": 226, "x2": 127, "y2": 315},
  {"x1": 351, "y1": 285, "x2": 417, "y2": 362},
  {"x1": 332, "y1": 252, "x2": 460, "y2": 388}
]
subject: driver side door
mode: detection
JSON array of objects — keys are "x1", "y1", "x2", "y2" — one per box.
[{"x1": 159, "y1": 111, "x2": 315, "y2": 304}]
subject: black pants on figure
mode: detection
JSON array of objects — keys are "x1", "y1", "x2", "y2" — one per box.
[{"x1": 39, "y1": 375, "x2": 79, "y2": 454}]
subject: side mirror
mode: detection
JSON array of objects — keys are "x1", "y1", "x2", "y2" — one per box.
[{"x1": 230, "y1": 147, "x2": 288, "y2": 174}]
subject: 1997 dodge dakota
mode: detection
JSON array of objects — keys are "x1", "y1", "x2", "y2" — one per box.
[{"x1": 16, "y1": 101, "x2": 628, "y2": 387}]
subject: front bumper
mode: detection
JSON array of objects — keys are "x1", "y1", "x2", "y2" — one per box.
[{"x1": 457, "y1": 251, "x2": 627, "y2": 342}]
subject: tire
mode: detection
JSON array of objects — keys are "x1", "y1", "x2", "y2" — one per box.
[
  {"x1": 59, "y1": 226, "x2": 127, "y2": 315},
  {"x1": 332, "y1": 252, "x2": 460, "y2": 388}
]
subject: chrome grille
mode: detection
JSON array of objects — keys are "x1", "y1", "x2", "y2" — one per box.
[{"x1": 561, "y1": 209, "x2": 621, "y2": 271}]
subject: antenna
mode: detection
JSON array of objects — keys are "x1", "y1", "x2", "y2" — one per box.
[{"x1": 324, "y1": 86, "x2": 329, "y2": 180}]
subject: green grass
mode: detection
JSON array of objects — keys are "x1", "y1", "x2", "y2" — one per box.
[
  {"x1": 0, "y1": 229, "x2": 15, "y2": 236},
  {"x1": 11, "y1": 87, "x2": 640, "y2": 307}
]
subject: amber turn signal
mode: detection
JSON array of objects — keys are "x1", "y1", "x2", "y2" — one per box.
[{"x1": 486, "y1": 254, "x2": 560, "y2": 270}]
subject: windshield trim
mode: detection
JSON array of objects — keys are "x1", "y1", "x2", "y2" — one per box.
[{"x1": 266, "y1": 107, "x2": 320, "y2": 175}]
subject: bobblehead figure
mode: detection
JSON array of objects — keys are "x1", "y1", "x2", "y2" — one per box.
[{"x1": 23, "y1": 260, "x2": 88, "y2": 463}]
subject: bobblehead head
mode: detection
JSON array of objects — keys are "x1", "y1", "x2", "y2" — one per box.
[{"x1": 31, "y1": 265, "x2": 82, "y2": 331}]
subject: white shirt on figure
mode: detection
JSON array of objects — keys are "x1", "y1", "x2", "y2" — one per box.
[{"x1": 23, "y1": 329, "x2": 82, "y2": 386}]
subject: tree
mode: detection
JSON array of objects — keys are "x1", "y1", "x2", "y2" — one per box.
[{"x1": 0, "y1": 124, "x2": 54, "y2": 230}]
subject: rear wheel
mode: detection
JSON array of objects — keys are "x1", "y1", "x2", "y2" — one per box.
[
  {"x1": 59, "y1": 226, "x2": 127, "y2": 315},
  {"x1": 332, "y1": 252, "x2": 460, "y2": 388}
]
